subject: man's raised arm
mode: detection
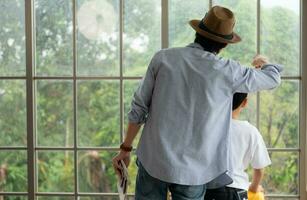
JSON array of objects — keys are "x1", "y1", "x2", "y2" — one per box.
[{"x1": 231, "y1": 55, "x2": 283, "y2": 93}]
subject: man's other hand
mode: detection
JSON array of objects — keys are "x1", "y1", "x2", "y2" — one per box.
[
  {"x1": 252, "y1": 55, "x2": 269, "y2": 69},
  {"x1": 112, "y1": 151, "x2": 131, "y2": 178}
]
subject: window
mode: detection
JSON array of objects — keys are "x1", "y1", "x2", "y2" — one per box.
[{"x1": 0, "y1": 0, "x2": 306, "y2": 199}]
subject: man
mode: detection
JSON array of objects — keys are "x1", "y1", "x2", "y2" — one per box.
[{"x1": 112, "y1": 6, "x2": 282, "y2": 200}]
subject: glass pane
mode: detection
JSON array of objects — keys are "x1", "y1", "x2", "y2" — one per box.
[
  {"x1": 37, "y1": 197, "x2": 74, "y2": 200},
  {"x1": 261, "y1": 0, "x2": 300, "y2": 76},
  {"x1": 260, "y1": 81, "x2": 299, "y2": 148},
  {"x1": 123, "y1": 0, "x2": 161, "y2": 76},
  {"x1": 262, "y1": 151, "x2": 298, "y2": 195},
  {"x1": 0, "y1": 150, "x2": 27, "y2": 192},
  {"x1": 79, "y1": 197, "x2": 117, "y2": 200},
  {"x1": 78, "y1": 151, "x2": 117, "y2": 193},
  {"x1": 0, "y1": 0, "x2": 25, "y2": 76},
  {"x1": 238, "y1": 92, "x2": 257, "y2": 125},
  {"x1": 0, "y1": 80, "x2": 26, "y2": 146},
  {"x1": 77, "y1": 81, "x2": 120, "y2": 147},
  {"x1": 169, "y1": 0, "x2": 208, "y2": 47},
  {"x1": 37, "y1": 151, "x2": 74, "y2": 192},
  {"x1": 77, "y1": 0, "x2": 119, "y2": 76},
  {"x1": 36, "y1": 81, "x2": 73, "y2": 147},
  {"x1": 0, "y1": 196, "x2": 27, "y2": 200},
  {"x1": 213, "y1": 0, "x2": 257, "y2": 66},
  {"x1": 35, "y1": 0, "x2": 73, "y2": 76},
  {"x1": 124, "y1": 80, "x2": 142, "y2": 147}
]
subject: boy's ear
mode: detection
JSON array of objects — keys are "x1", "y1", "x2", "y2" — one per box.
[{"x1": 241, "y1": 98, "x2": 248, "y2": 108}]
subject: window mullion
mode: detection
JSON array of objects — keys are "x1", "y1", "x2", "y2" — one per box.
[
  {"x1": 120, "y1": 0, "x2": 124, "y2": 143},
  {"x1": 161, "y1": 0, "x2": 169, "y2": 49},
  {"x1": 209, "y1": 0, "x2": 213, "y2": 8},
  {"x1": 256, "y1": 0, "x2": 261, "y2": 130},
  {"x1": 300, "y1": 0, "x2": 307, "y2": 199},
  {"x1": 25, "y1": 0, "x2": 35, "y2": 199},
  {"x1": 72, "y1": 0, "x2": 78, "y2": 199}
]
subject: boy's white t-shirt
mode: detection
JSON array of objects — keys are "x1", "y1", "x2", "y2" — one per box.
[{"x1": 227, "y1": 119, "x2": 271, "y2": 190}]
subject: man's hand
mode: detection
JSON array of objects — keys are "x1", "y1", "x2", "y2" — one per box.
[
  {"x1": 112, "y1": 123, "x2": 140, "y2": 178},
  {"x1": 112, "y1": 150, "x2": 131, "y2": 178},
  {"x1": 249, "y1": 184, "x2": 264, "y2": 193},
  {"x1": 252, "y1": 55, "x2": 269, "y2": 69}
]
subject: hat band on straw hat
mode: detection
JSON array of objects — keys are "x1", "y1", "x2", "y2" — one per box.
[{"x1": 198, "y1": 19, "x2": 234, "y2": 40}]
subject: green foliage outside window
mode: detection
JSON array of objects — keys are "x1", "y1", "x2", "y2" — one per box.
[{"x1": 0, "y1": 0, "x2": 300, "y2": 199}]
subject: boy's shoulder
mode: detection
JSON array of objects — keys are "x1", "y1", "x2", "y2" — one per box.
[{"x1": 232, "y1": 119, "x2": 261, "y2": 137}]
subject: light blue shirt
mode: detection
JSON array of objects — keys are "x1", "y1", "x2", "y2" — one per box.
[{"x1": 128, "y1": 43, "x2": 282, "y2": 185}]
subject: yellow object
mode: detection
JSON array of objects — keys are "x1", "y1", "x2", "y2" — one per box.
[{"x1": 248, "y1": 191, "x2": 265, "y2": 200}]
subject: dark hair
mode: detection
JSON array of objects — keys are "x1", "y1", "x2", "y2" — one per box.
[
  {"x1": 194, "y1": 33, "x2": 227, "y2": 54},
  {"x1": 232, "y1": 93, "x2": 248, "y2": 111}
]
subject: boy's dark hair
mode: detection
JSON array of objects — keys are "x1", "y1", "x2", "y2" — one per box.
[
  {"x1": 194, "y1": 33, "x2": 227, "y2": 54},
  {"x1": 232, "y1": 93, "x2": 248, "y2": 111}
]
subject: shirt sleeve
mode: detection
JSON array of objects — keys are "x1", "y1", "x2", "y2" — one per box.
[
  {"x1": 230, "y1": 60, "x2": 283, "y2": 93},
  {"x1": 250, "y1": 128, "x2": 272, "y2": 169},
  {"x1": 127, "y1": 51, "x2": 161, "y2": 124}
]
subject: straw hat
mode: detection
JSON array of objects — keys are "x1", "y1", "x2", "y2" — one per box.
[{"x1": 189, "y1": 6, "x2": 241, "y2": 43}]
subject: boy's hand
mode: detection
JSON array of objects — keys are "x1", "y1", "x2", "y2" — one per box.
[
  {"x1": 249, "y1": 184, "x2": 264, "y2": 193},
  {"x1": 252, "y1": 55, "x2": 269, "y2": 69}
]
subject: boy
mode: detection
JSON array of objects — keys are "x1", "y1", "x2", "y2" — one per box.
[{"x1": 204, "y1": 93, "x2": 271, "y2": 200}]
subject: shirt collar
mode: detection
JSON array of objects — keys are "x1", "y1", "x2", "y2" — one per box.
[
  {"x1": 186, "y1": 42, "x2": 204, "y2": 50},
  {"x1": 187, "y1": 42, "x2": 218, "y2": 56}
]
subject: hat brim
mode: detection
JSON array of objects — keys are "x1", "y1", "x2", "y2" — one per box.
[{"x1": 189, "y1": 19, "x2": 241, "y2": 44}]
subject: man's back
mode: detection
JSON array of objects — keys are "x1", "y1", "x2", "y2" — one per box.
[
  {"x1": 135, "y1": 43, "x2": 235, "y2": 185},
  {"x1": 131, "y1": 42, "x2": 280, "y2": 185}
]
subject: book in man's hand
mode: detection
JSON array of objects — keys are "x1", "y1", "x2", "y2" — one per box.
[{"x1": 117, "y1": 160, "x2": 128, "y2": 200}]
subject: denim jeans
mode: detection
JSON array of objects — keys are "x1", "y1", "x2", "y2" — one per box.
[
  {"x1": 204, "y1": 186, "x2": 248, "y2": 200},
  {"x1": 135, "y1": 159, "x2": 206, "y2": 200}
]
